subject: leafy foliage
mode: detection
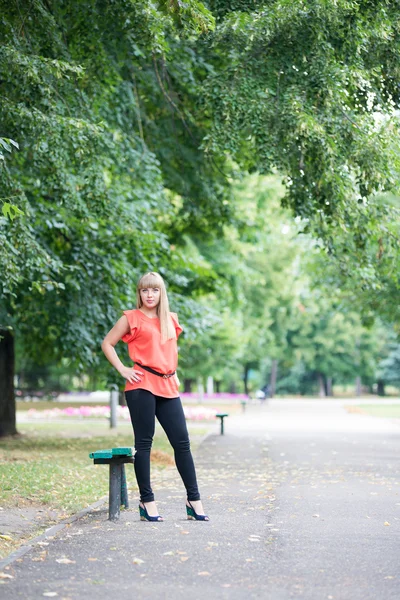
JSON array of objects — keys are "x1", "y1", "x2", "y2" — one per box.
[
  {"x1": 1, "y1": 0, "x2": 399, "y2": 407},
  {"x1": 0, "y1": 0, "x2": 227, "y2": 376},
  {"x1": 201, "y1": 0, "x2": 400, "y2": 309}
]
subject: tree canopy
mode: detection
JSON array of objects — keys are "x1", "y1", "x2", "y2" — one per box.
[{"x1": 1, "y1": 0, "x2": 400, "y2": 434}]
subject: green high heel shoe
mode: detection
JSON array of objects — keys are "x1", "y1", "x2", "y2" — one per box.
[
  {"x1": 186, "y1": 500, "x2": 209, "y2": 521},
  {"x1": 139, "y1": 502, "x2": 163, "y2": 522}
]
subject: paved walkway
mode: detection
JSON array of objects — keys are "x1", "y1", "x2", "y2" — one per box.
[{"x1": 1, "y1": 400, "x2": 399, "y2": 599}]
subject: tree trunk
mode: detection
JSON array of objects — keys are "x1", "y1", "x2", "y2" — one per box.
[
  {"x1": 377, "y1": 380, "x2": 385, "y2": 397},
  {"x1": 215, "y1": 380, "x2": 221, "y2": 393},
  {"x1": 0, "y1": 329, "x2": 17, "y2": 437},
  {"x1": 269, "y1": 360, "x2": 278, "y2": 397},
  {"x1": 355, "y1": 376, "x2": 362, "y2": 397},
  {"x1": 184, "y1": 378, "x2": 193, "y2": 393},
  {"x1": 318, "y1": 373, "x2": 326, "y2": 397},
  {"x1": 326, "y1": 376, "x2": 333, "y2": 397}
]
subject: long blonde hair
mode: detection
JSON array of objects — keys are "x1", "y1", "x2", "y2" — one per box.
[{"x1": 136, "y1": 272, "x2": 176, "y2": 343}]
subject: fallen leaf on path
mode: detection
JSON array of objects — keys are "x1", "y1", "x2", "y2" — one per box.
[
  {"x1": 384, "y1": 522, "x2": 390, "y2": 526},
  {"x1": 0, "y1": 573, "x2": 13, "y2": 579},
  {"x1": 55, "y1": 558, "x2": 75, "y2": 564},
  {"x1": 0, "y1": 535, "x2": 13, "y2": 542},
  {"x1": 163, "y1": 551, "x2": 174, "y2": 556},
  {"x1": 88, "y1": 558, "x2": 98, "y2": 562},
  {"x1": 198, "y1": 571, "x2": 211, "y2": 576},
  {"x1": 176, "y1": 551, "x2": 187, "y2": 555},
  {"x1": 313, "y1": 514, "x2": 320, "y2": 518},
  {"x1": 384, "y1": 576, "x2": 394, "y2": 580},
  {"x1": 43, "y1": 593, "x2": 58, "y2": 597},
  {"x1": 180, "y1": 557, "x2": 189, "y2": 562},
  {"x1": 133, "y1": 558, "x2": 144, "y2": 565},
  {"x1": 180, "y1": 531, "x2": 190, "y2": 535},
  {"x1": 245, "y1": 559, "x2": 254, "y2": 562}
]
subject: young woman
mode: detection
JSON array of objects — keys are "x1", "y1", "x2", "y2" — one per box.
[{"x1": 101, "y1": 271, "x2": 208, "y2": 522}]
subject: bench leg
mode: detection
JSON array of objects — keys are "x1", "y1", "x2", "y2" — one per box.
[
  {"x1": 220, "y1": 417, "x2": 225, "y2": 435},
  {"x1": 121, "y1": 464, "x2": 129, "y2": 509},
  {"x1": 109, "y1": 463, "x2": 122, "y2": 521}
]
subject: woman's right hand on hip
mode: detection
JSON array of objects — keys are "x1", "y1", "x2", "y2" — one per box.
[{"x1": 119, "y1": 366, "x2": 143, "y2": 383}]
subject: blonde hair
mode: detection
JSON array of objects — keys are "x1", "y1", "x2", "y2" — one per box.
[{"x1": 136, "y1": 272, "x2": 176, "y2": 343}]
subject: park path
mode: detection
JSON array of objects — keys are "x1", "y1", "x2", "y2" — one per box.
[{"x1": 1, "y1": 399, "x2": 400, "y2": 599}]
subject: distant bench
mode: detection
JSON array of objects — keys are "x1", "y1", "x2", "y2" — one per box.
[
  {"x1": 89, "y1": 447, "x2": 135, "y2": 521},
  {"x1": 215, "y1": 412, "x2": 229, "y2": 435}
]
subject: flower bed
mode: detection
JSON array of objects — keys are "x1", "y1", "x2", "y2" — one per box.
[{"x1": 25, "y1": 405, "x2": 218, "y2": 421}]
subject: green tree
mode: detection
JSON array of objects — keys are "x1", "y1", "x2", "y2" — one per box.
[
  {"x1": 3, "y1": 0, "x2": 400, "y2": 435},
  {"x1": 202, "y1": 0, "x2": 400, "y2": 298},
  {"x1": 0, "y1": 0, "x2": 222, "y2": 436}
]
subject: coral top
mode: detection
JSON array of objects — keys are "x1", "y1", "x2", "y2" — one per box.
[{"x1": 121, "y1": 309, "x2": 183, "y2": 398}]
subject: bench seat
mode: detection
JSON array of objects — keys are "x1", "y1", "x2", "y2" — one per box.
[{"x1": 89, "y1": 447, "x2": 135, "y2": 521}]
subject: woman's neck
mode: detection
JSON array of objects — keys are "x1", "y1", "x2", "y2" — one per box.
[{"x1": 139, "y1": 307, "x2": 159, "y2": 319}]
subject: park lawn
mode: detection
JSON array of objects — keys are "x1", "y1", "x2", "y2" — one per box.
[
  {"x1": 0, "y1": 423, "x2": 170, "y2": 513},
  {"x1": 345, "y1": 404, "x2": 400, "y2": 418},
  {"x1": 16, "y1": 400, "x2": 109, "y2": 411},
  {"x1": 16, "y1": 400, "x2": 244, "y2": 414}
]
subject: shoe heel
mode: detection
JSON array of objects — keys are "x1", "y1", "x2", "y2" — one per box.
[
  {"x1": 186, "y1": 501, "x2": 209, "y2": 521},
  {"x1": 139, "y1": 503, "x2": 163, "y2": 522},
  {"x1": 186, "y1": 506, "x2": 195, "y2": 520}
]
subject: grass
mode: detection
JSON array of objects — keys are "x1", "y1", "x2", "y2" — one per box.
[
  {"x1": 0, "y1": 421, "x2": 210, "y2": 511},
  {"x1": 16, "y1": 400, "x2": 110, "y2": 411},
  {"x1": 1, "y1": 425, "x2": 161, "y2": 512},
  {"x1": 345, "y1": 404, "x2": 400, "y2": 418},
  {"x1": 16, "y1": 399, "x2": 244, "y2": 413}
]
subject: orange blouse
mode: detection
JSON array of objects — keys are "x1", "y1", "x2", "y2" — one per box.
[{"x1": 121, "y1": 309, "x2": 183, "y2": 398}]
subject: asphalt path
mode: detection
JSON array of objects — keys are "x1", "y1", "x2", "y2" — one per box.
[{"x1": 1, "y1": 399, "x2": 399, "y2": 599}]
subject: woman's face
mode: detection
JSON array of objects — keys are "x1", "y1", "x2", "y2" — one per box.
[{"x1": 140, "y1": 287, "x2": 161, "y2": 310}]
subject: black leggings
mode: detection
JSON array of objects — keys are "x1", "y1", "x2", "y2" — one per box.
[{"x1": 125, "y1": 389, "x2": 201, "y2": 503}]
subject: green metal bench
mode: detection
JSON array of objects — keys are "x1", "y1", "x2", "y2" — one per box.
[
  {"x1": 89, "y1": 447, "x2": 135, "y2": 521},
  {"x1": 215, "y1": 413, "x2": 229, "y2": 435}
]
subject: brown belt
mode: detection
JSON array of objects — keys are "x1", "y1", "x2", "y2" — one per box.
[{"x1": 136, "y1": 363, "x2": 176, "y2": 379}]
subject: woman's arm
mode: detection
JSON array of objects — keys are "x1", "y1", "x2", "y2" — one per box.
[{"x1": 101, "y1": 316, "x2": 143, "y2": 384}]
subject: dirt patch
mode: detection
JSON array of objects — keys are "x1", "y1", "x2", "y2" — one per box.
[
  {"x1": 0, "y1": 505, "x2": 64, "y2": 560},
  {"x1": 151, "y1": 449, "x2": 175, "y2": 466}
]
